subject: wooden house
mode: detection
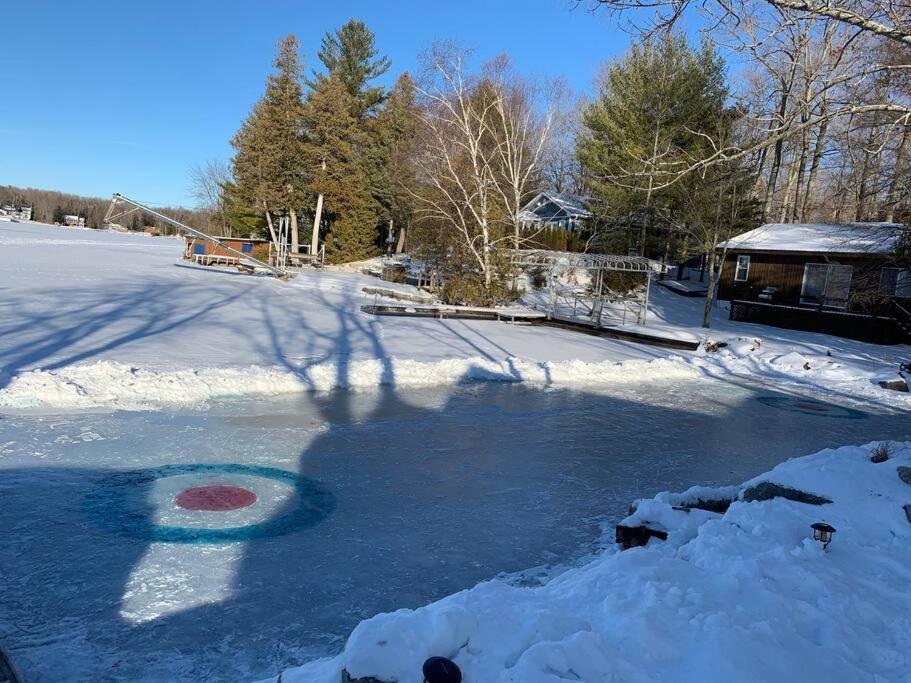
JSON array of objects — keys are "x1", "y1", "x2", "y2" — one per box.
[{"x1": 717, "y1": 222, "x2": 910, "y2": 344}]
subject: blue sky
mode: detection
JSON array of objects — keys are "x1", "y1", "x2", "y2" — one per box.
[{"x1": 2, "y1": 0, "x2": 636, "y2": 207}]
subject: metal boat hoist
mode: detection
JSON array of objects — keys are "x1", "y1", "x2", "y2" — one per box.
[
  {"x1": 511, "y1": 249, "x2": 668, "y2": 326},
  {"x1": 104, "y1": 193, "x2": 290, "y2": 279}
]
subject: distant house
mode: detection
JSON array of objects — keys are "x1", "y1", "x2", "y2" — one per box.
[
  {"x1": 717, "y1": 222, "x2": 910, "y2": 343},
  {"x1": 62, "y1": 214, "x2": 85, "y2": 227},
  {"x1": 519, "y1": 191, "x2": 592, "y2": 232}
]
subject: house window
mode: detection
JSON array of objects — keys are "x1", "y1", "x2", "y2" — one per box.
[
  {"x1": 193, "y1": 243, "x2": 206, "y2": 255},
  {"x1": 801, "y1": 263, "x2": 853, "y2": 308},
  {"x1": 241, "y1": 242, "x2": 253, "y2": 253},
  {"x1": 881, "y1": 267, "x2": 911, "y2": 298},
  {"x1": 734, "y1": 255, "x2": 750, "y2": 282}
]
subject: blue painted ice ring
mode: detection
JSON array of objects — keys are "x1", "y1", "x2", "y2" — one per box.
[
  {"x1": 755, "y1": 395, "x2": 867, "y2": 419},
  {"x1": 83, "y1": 463, "x2": 335, "y2": 543}
]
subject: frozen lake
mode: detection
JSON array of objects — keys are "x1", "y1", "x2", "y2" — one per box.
[{"x1": 1, "y1": 378, "x2": 909, "y2": 682}]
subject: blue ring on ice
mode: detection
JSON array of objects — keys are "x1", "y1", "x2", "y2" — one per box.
[
  {"x1": 755, "y1": 395, "x2": 867, "y2": 419},
  {"x1": 83, "y1": 463, "x2": 335, "y2": 544}
]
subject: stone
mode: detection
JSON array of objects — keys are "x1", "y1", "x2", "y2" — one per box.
[
  {"x1": 879, "y1": 378, "x2": 909, "y2": 392},
  {"x1": 898, "y1": 466, "x2": 911, "y2": 485},
  {"x1": 740, "y1": 482, "x2": 832, "y2": 506},
  {"x1": 904, "y1": 505, "x2": 911, "y2": 525},
  {"x1": 616, "y1": 523, "x2": 669, "y2": 550}
]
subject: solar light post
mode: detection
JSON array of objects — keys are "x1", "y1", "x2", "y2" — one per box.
[{"x1": 811, "y1": 522, "x2": 836, "y2": 550}]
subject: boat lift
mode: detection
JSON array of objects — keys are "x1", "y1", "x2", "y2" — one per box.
[
  {"x1": 511, "y1": 249, "x2": 668, "y2": 326},
  {"x1": 103, "y1": 193, "x2": 290, "y2": 279}
]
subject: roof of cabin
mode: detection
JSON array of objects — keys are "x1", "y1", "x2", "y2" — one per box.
[
  {"x1": 520, "y1": 191, "x2": 593, "y2": 222},
  {"x1": 717, "y1": 222, "x2": 905, "y2": 255}
]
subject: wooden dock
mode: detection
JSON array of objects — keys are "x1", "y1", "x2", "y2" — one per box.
[{"x1": 361, "y1": 303, "x2": 700, "y2": 350}]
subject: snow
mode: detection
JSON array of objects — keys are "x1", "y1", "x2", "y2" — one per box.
[
  {"x1": 0, "y1": 220, "x2": 907, "y2": 411},
  {"x1": 276, "y1": 440, "x2": 911, "y2": 683},
  {"x1": 2, "y1": 221, "x2": 911, "y2": 682},
  {"x1": 717, "y1": 221, "x2": 904, "y2": 254}
]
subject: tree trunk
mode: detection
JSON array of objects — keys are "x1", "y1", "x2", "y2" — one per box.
[
  {"x1": 702, "y1": 244, "x2": 720, "y2": 328},
  {"x1": 763, "y1": 67, "x2": 797, "y2": 219},
  {"x1": 395, "y1": 225, "x2": 406, "y2": 254},
  {"x1": 263, "y1": 204, "x2": 279, "y2": 246},
  {"x1": 885, "y1": 123, "x2": 911, "y2": 222},
  {"x1": 290, "y1": 209, "x2": 299, "y2": 254},
  {"x1": 800, "y1": 119, "x2": 829, "y2": 220},
  {"x1": 310, "y1": 194, "x2": 324, "y2": 258}
]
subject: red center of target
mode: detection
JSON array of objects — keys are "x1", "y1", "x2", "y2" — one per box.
[{"x1": 175, "y1": 485, "x2": 257, "y2": 511}]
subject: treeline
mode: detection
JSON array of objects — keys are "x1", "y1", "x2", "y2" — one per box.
[
  {"x1": 0, "y1": 185, "x2": 211, "y2": 234},
  {"x1": 196, "y1": 6, "x2": 908, "y2": 314}
]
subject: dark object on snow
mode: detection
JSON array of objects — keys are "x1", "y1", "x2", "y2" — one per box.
[
  {"x1": 741, "y1": 482, "x2": 832, "y2": 506},
  {"x1": 341, "y1": 671, "x2": 393, "y2": 683},
  {"x1": 879, "y1": 378, "x2": 909, "y2": 392},
  {"x1": 904, "y1": 505, "x2": 911, "y2": 525},
  {"x1": 703, "y1": 340, "x2": 729, "y2": 353},
  {"x1": 811, "y1": 522, "x2": 836, "y2": 550},
  {"x1": 423, "y1": 656, "x2": 462, "y2": 683},
  {"x1": 897, "y1": 466, "x2": 911, "y2": 485},
  {"x1": 616, "y1": 523, "x2": 669, "y2": 550}
]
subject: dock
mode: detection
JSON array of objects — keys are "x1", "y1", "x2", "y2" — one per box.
[{"x1": 361, "y1": 303, "x2": 701, "y2": 351}]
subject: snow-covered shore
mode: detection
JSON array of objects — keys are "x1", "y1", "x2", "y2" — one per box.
[
  {"x1": 275, "y1": 440, "x2": 911, "y2": 683},
  {"x1": 0, "y1": 220, "x2": 908, "y2": 410}
]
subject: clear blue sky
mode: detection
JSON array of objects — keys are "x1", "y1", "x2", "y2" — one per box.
[{"x1": 1, "y1": 0, "x2": 634, "y2": 207}]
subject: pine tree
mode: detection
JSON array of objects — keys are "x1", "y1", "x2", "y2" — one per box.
[
  {"x1": 577, "y1": 34, "x2": 728, "y2": 253},
  {"x1": 231, "y1": 35, "x2": 308, "y2": 239},
  {"x1": 312, "y1": 19, "x2": 391, "y2": 118},
  {"x1": 366, "y1": 72, "x2": 419, "y2": 251},
  {"x1": 303, "y1": 75, "x2": 379, "y2": 263}
]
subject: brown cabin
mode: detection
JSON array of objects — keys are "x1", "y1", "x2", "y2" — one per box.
[
  {"x1": 183, "y1": 236, "x2": 270, "y2": 260},
  {"x1": 717, "y1": 222, "x2": 910, "y2": 344}
]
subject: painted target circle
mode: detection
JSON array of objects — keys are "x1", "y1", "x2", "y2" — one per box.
[
  {"x1": 755, "y1": 395, "x2": 867, "y2": 419},
  {"x1": 83, "y1": 464, "x2": 335, "y2": 544}
]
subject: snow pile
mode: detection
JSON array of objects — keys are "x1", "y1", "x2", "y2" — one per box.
[
  {"x1": 0, "y1": 356, "x2": 696, "y2": 410},
  {"x1": 276, "y1": 441, "x2": 911, "y2": 683}
]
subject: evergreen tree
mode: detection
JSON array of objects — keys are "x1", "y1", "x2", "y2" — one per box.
[
  {"x1": 231, "y1": 35, "x2": 308, "y2": 239},
  {"x1": 577, "y1": 34, "x2": 728, "y2": 253},
  {"x1": 302, "y1": 75, "x2": 379, "y2": 263},
  {"x1": 366, "y1": 72, "x2": 419, "y2": 251},
  {"x1": 312, "y1": 19, "x2": 391, "y2": 118}
]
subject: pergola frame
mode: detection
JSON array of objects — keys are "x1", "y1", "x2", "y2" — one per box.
[{"x1": 511, "y1": 249, "x2": 669, "y2": 326}]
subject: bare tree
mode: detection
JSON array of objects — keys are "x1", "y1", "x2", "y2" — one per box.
[
  {"x1": 581, "y1": 0, "x2": 911, "y2": 204},
  {"x1": 189, "y1": 160, "x2": 232, "y2": 236},
  {"x1": 485, "y1": 56, "x2": 562, "y2": 250}
]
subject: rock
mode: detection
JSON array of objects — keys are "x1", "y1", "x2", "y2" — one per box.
[
  {"x1": 879, "y1": 378, "x2": 909, "y2": 392},
  {"x1": 898, "y1": 466, "x2": 911, "y2": 485},
  {"x1": 341, "y1": 671, "x2": 395, "y2": 683},
  {"x1": 615, "y1": 523, "x2": 669, "y2": 550},
  {"x1": 870, "y1": 451, "x2": 889, "y2": 464},
  {"x1": 904, "y1": 505, "x2": 911, "y2": 525},
  {"x1": 740, "y1": 482, "x2": 832, "y2": 506}
]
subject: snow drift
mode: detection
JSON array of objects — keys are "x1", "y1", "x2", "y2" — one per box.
[
  {"x1": 0, "y1": 356, "x2": 697, "y2": 410},
  {"x1": 275, "y1": 441, "x2": 911, "y2": 683}
]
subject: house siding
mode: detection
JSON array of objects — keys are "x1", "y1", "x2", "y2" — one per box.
[{"x1": 718, "y1": 251, "x2": 884, "y2": 310}]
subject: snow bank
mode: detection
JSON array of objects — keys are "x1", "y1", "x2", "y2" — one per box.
[
  {"x1": 0, "y1": 356, "x2": 696, "y2": 410},
  {"x1": 275, "y1": 441, "x2": 911, "y2": 683}
]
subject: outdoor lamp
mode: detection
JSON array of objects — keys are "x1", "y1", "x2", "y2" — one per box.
[{"x1": 811, "y1": 522, "x2": 836, "y2": 550}]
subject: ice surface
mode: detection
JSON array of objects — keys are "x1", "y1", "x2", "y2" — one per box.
[{"x1": 1, "y1": 380, "x2": 909, "y2": 681}]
